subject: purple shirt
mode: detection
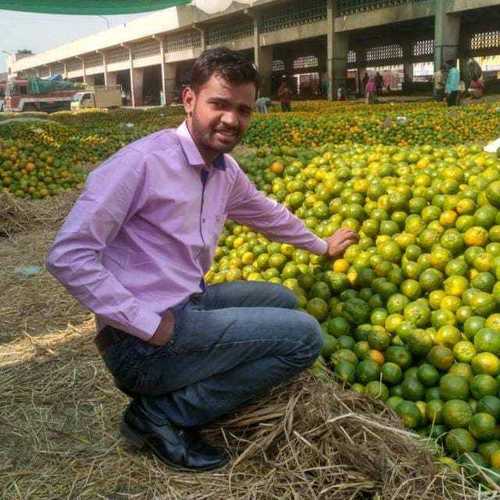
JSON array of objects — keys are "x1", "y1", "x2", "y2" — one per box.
[{"x1": 47, "y1": 122, "x2": 328, "y2": 341}]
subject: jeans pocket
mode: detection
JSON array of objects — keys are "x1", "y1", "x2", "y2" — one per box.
[{"x1": 130, "y1": 309, "x2": 181, "y2": 356}]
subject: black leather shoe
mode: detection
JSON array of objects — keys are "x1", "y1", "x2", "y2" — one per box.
[{"x1": 121, "y1": 401, "x2": 229, "y2": 472}]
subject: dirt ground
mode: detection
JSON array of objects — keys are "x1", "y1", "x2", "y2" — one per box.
[{"x1": 0, "y1": 197, "x2": 484, "y2": 499}]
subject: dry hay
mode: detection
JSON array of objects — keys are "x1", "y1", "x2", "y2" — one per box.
[
  {"x1": 0, "y1": 320, "x2": 482, "y2": 499},
  {"x1": 0, "y1": 191, "x2": 79, "y2": 238},
  {"x1": 0, "y1": 228, "x2": 92, "y2": 344},
  {"x1": 0, "y1": 192, "x2": 486, "y2": 499}
]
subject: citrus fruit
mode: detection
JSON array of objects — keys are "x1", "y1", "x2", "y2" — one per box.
[
  {"x1": 427, "y1": 345, "x2": 455, "y2": 371},
  {"x1": 445, "y1": 429, "x2": 477, "y2": 456},
  {"x1": 380, "y1": 361, "x2": 403, "y2": 385},
  {"x1": 334, "y1": 360, "x2": 356, "y2": 384},
  {"x1": 477, "y1": 395, "x2": 500, "y2": 420},
  {"x1": 469, "y1": 413, "x2": 496, "y2": 441},
  {"x1": 365, "y1": 381, "x2": 389, "y2": 401},
  {"x1": 474, "y1": 328, "x2": 500, "y2": 355},
  {"x1": 471, "y1": 352, "x2": 500, "y2": 376},
  {"x1": 306, "y1": 298, "x2": 329, "y2": 322},
  {"x1": 395, "y1": 401, "x2": 424, "y2": 429},
  {"x1": 440, "y1": 374, "x2": 470, "y2": 401},
  {"x1": 442, "y1": 400, "x2": 473, "y2": 428},
  {"x1": 401, "y1": 377, "x2": 425, "y2": 401},
  {"x1": 417, "y1": 363, "x2": 441, "y2": 387},
  {"x1": 355, "y1": 359, "x2": 381, "y2": 384}
]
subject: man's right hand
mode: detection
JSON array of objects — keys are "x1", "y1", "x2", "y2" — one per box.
[{"x1": 148, "y1": 310, "x2": 175, "y2": 346}]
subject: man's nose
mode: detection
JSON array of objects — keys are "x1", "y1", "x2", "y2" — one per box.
[{"x1": 221, "y1": 111, "x2": 239, "y2": 128}]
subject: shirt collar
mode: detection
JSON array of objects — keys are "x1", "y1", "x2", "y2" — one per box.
[{"x1": 176, "y1": 121, "x2": 227, "y2": 171}]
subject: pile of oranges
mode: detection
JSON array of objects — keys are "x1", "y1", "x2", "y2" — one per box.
[{"x1": 212, "y1": 142, "x2": 500, "y2": 482}]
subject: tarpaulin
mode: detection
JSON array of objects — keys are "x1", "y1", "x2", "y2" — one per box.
[{"x1": 0, "y1": 1, "x2": 191, "y2": 15}]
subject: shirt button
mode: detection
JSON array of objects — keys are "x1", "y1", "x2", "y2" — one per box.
[{"x1": 202, "y1": 218, "x2": 206, "y2": 223}]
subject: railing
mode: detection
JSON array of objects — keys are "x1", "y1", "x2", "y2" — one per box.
[
  {"x1": 166, "y1": 31, "x2": 201, "y2": 53},
  {"x1": 470, "y1": 31, "x2": 500, "y2": 51},
  {"x1": 337, "y1": 0, "x2": 427, "y2": 16},
  {"x1": 413, "y1": 39, "x2": 434, "y2": 57},
  {"x1": 261, "y1": 0, "x2": 327, "y2": 33},
  {"x1": 207, "y1": 22, "x2": 253, "y2": 45}
]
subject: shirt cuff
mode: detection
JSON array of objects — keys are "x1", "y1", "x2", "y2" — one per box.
[
  {"x1": 308, "y1": 237, "x2": 328, "y2": 256},
  {"x1": 128, "y1": 309, "x2": 163, "y2": 341}
]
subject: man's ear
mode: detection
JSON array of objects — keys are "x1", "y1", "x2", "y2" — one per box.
[{"x1": 182, "y1": 86, "x2": 195, "y2": 116}]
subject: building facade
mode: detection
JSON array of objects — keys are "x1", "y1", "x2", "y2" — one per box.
[{"x1": 8, "y1": 0, "x2": 500, "y2": 104}]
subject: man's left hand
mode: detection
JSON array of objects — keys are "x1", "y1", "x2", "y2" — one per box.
[{"x1": 324, "y1": 229, "x2": 359, "y2": 259}]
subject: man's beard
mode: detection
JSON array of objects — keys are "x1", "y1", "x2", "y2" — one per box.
[{"x1": 191, "y1": 113, "x2": 241, "y2": 154}]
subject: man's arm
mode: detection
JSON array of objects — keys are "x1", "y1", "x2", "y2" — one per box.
[
  {"x1": 46, "y1": 149, "x2": 163, "y2": 341},
  {"x1": 227, "y1": 165, "x2": 328, "y2": 255}
]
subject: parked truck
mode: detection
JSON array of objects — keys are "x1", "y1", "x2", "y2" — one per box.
[
  {"x1": 3, "y1": 76, "x2": 84, "y2": 113},
  {"x1": 70, "y1": 85, "x2": 122, "y2": 111},
  {"x1": 3, "y1": 77, "x2": 121, "y2": 113}
]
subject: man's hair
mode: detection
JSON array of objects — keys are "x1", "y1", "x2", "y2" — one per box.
[
  {"x1": 190, "y1": 47, "x2": 260, "y2": 93},
  {"x1": 446, "y1": 59, "x2": 456, "y2": 67}
]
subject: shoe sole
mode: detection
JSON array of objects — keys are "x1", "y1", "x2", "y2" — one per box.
[{"x1": 120, "y1": 420, "x2": 229, "y2": 472}]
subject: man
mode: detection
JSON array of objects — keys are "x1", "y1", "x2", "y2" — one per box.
[
  {"x1": 361, "y1": 72, "x2": 369, "y2": 97},
  {"x1": 445, "y1": 59, "x2": 460, "y2": 107},
  {"x1": 277, "y1": 75, "x2": 293, "y2": 112},
  {"x1": 47, "y1": 48, "x2": 358, "y2": 472},
  {"x1": 255, "y1": 95, "x2": 271, "y2": 113},
  {"x1": 375, "y1": 72, "x2": 383, "y2": 96},
  {"x1": 433, "y1": 65, "x2": 445, "y2": 102}
]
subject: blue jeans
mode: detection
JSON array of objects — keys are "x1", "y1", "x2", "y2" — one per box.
[{"x1": 101, "y1": 281, "x2": 323, "y2": 428}]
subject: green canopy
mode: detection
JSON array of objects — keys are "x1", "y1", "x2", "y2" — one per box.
[{"x1": 0, "y1": 1, "x2": 191, "y2": 15}]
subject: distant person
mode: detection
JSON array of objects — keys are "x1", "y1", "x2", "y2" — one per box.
[
  {"x1": 465, "y1": 57, "x2": 482, "y2": 90},
  {"x1": 469, "y1": 78, "x2": 485, "y2": 99},
  {"x1": 336, "y1": 86, "x2": 346, "y2": 101},
  {"x1": 255, "y1": 96, "x2": 271, "y2": 113},
  {"x1": 445, "y1": 59, "x2": 460, "y2": 106},
  {"x1": 321, "y1": 72, "x2": 329, "y2": 97},
  {"x1": 362, "y1": 73, "x2": 369, "y2": 96},
  {"x1": 458, "y1": 79, "x2": 466, "y2": 105},
  {"x1": 433, "y1": 66, "x2": 445, "y2": 102},
  {"x1": 278, "y1": 76, "x2": 293, "y2": 112},
  {"x1": 375, "y1": 72, "x2": 383, "y2": 96},
  {"x1": 365, "y1": 77, "x2": 377, "y2": 104}
]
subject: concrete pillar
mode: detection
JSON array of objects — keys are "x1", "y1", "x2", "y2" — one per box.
[
  {"x1": 158, "y1": 37, "x2": 167, "y2": 105},
  {"x1": 402, "y1": 41, "x2": 414, "y2": 81},
  {"x1": 256, "y1": 46, "x2": 273, "y2": 97},
  {"x1": 131, "y1": 68, "x2": 144, "y2": 107},
  {"x1": 253, "y1": 15, "x2": 273, "y2": 97},
  {"x1": 124, "y1": 45, "x2": 139, "y2": 107},
  {"x1": 402, "y1": 41, "x2": 414, "y2": 93},
  {"x1": 327, "y1": 0, "x2": 348, "y2": 100},
  {"x1": 63, "y1": 62, "x2": 68, "y2": 79},
  {"x1": 164, "y1": 63, "x2": 177, "y2": 103},
  {"x1": 98, "y1": 51, "x2": 109, "y2": 86},
  {"x1": 193, "y1": 25, "x2": 206, "y2": 52},
  {"x1": 78, "y1": 57, "x2": 88, "y2": 84},
  {"x1": 434, "y1": 0, "x2": 461, "y2": 71}
]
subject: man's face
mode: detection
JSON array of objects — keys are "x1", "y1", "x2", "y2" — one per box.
[{"x1": 182, "y1": 73, "x2": 256, "y2": 156}]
